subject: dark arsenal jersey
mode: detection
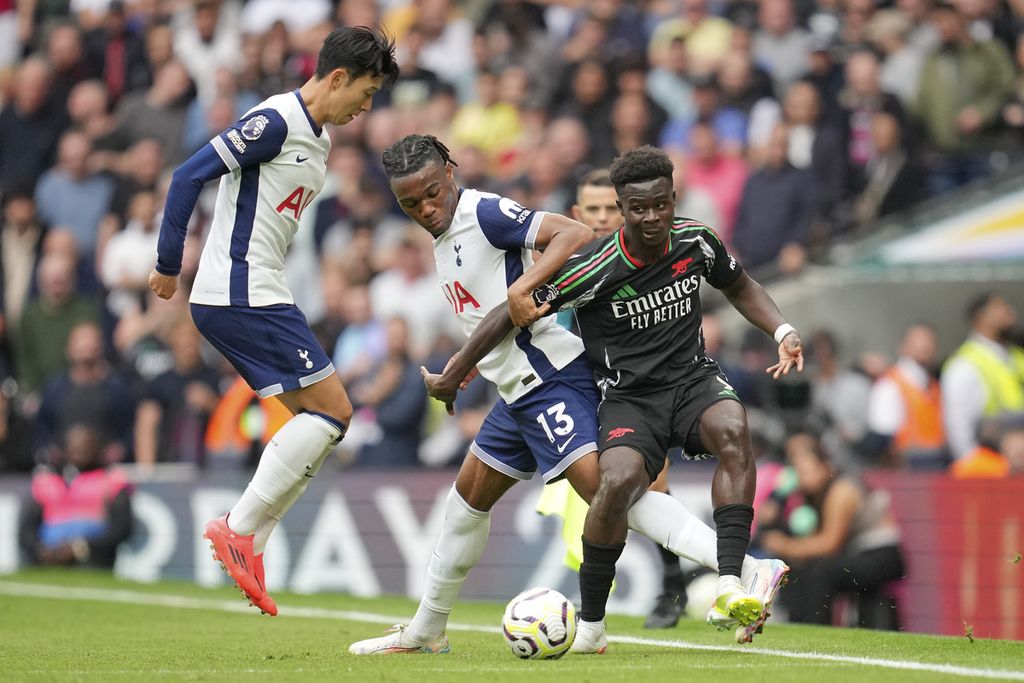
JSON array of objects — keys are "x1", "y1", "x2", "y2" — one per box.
[{"x1": 535, "y1": 218, "x2": 743, "y2": 397}]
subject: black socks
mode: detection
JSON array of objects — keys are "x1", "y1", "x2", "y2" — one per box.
[
  {"x1": 713, "y1": 503, "x2": 754, "y2": 578},
  {"x1": 578, "y1": 537, "x2": 625, "y2": 622}
]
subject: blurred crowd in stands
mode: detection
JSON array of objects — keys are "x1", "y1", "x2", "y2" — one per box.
[{"x1": 0, "y1": 0, "x2": 1023, "y2": 487}]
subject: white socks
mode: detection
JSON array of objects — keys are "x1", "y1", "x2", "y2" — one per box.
[
  {"x1": 626, "y1": 491, "x2": 758, "y2": 584},
  {"x1": 250, "y1": 437, "x2": 333, "y2": 554},
  {"x1": 406, "y1": 485, "x2": 491, "y2": 643},
  {"x1": 228, "y1": 412, "x2": 343, "y2": 547},
  {"x1": 717, "y1": 574, "x2": 744, "y2": 597},
  {"x1": 627, "y1": 491, "x2": 718, "y2": 567}
]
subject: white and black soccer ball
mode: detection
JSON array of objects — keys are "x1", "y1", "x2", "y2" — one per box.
[{"x1": 501, "y1": 587, "x2": 577, "y2": 660}]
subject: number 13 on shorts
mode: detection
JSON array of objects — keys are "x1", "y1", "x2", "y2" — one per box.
[{"x1": 536, "y1": 402, "x2": 575, "y2": 442}]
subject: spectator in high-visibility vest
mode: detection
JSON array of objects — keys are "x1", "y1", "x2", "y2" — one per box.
[
  {"x1": 941, "y1": 293, "x2": 1024, "y2": 460},
  {"x1": 864, "y1": 324, "x2": 947, "y2": 469}
]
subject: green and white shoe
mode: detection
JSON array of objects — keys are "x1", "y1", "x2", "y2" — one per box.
[
  {"x1": 735, "y1": 559, "x2": 790, "y2": 643},
  {"x1": 706, "y1": 591, "x2": 764, "y2": 629}
]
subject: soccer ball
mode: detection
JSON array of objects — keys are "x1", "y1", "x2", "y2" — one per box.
[{"x1": 501, "y1": 587, "x2": 577, "y2": 660}]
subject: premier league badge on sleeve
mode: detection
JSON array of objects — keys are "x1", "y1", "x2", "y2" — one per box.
[
  {"x1": 241, "y1": 115, "x2": 270, "y2": 141},
  {"x1": 532, "y1": 283, "x2": 558, "y2": 306}
]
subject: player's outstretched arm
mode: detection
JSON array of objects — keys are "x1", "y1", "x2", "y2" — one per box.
[
  {"x1": 148, "y1": 145, "x2": 230, "y2": 299},
  {"x1": 507, "y1": 214, "x2": 594, "y2": 327},
  {"x1": 720, "y1": 271, "x2": 804, "y2": 378},
  {"x1": 421, "y1": 302, "x2": 515, "y2": 415}
]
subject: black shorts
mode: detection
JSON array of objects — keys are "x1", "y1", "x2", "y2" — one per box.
[{"x1": 597, "y1": 365, "x2": 741, "y2": 482}]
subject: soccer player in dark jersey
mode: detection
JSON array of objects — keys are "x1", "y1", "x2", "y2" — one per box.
[
  {"x1": 350, "y1": 137, "x2": 787, "y2": 655},
  {"x1": 430, "y1": 146, "x2": 803, "y2": 651},
  {"x1": 554, "y1": 167, "x2": 701, "y2": 629}
]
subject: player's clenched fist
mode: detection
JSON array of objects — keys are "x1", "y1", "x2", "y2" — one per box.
[{"x1": 148, "y1": 270, "x2": 178, "y2": 300}]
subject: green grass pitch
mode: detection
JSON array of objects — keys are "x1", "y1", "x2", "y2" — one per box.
[{"x1": 1, "y1": 570, "x2": 1023, "y2": 682}]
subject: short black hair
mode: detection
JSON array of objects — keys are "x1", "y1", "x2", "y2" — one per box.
[
  {"x1": 577, "y1": 168, "x2": 613, "y2": 190},
  {"x1": 315, "y1": 26, "x2": 399, "y2": 85},
  {"x1": 382, "y1": 134, "x2": 458, "y2": 178},
  {"x1": 609, "y1": 145, "x2": 674, "y2": 190},
  {"x1": 967, "y1": 291, "x2": 1000, "y2": 322}
]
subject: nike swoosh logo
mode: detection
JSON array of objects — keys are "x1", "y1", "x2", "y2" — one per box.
[
  {"x1": 296, "y1": 154, "x2": 309, "y2": 163},
  {"x1": 556, "y1": 434, "x2": 576, "y2": 454}
]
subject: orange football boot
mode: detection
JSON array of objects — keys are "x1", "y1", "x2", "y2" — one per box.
[
  {"x1": 203, "y1": 515, "x2": 275, "y2": 615},
  {"x1": 252, "y1": 553, "x2": 278, "y2": 616}
]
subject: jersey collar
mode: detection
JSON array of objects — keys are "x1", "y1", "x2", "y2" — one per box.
[
  {"x1": 294, "y1": 89, "x2": 323, "y2": 136},
  {"x1": 616, "y1": 228, "x2": 670, "y2": 269}
]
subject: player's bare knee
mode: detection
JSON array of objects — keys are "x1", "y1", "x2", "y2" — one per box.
[
  {"x1": 705, "y1": 413, "x2": 750, "y2": 455},
  {"x1": 333, "y1": 395, "x2": 354, "y2": 426},
  {"x1": 298, "y1": 378, "x2": 353, "y2": 426},
  {"x1": 599, "y1": 463, "x2": 647, "y2": 509},
  {"x1": 311, "y1": 397, "x2": 352, "y2": 427}
]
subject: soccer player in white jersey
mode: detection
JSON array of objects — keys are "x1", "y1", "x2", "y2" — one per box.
[
  {"x1": 348, "y1": 135, "x2": 785, "y2": 655},
  {"x1": 148, "y1": 27, "x2": 398, "y2": 616}
]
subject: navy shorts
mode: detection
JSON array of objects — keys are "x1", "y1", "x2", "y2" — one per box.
[
  {"x1": 191, "y1": 303, "x2": 334, "y2": 398},
  {"x1": 471, "y1": 355, "x2": 599, "y2": 483}
]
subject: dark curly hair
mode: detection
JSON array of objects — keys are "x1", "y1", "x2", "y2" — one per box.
[
  {"x1": 609, "y1": 145, "x2": 674, "y2": 191},
  {"x1": 382, "y1": 134, "x2": 458, "y2": 178}
]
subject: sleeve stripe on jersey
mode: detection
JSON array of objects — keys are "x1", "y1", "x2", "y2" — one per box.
[
  {"x1": 553, "y1": 241, "x2": 617, "y2": 294},
  {"x1": 524, "y1": 211, "x2": 545, "y2": 250},
  {"x1": 671, "y1": 222, "x2": 724, "y2": 246},
  {"x1": 211, "y1": 135, "x2": 240, "y2": 173},
  {"x1": 553, "y1": 240, "x2": 616, "y2": 287}
]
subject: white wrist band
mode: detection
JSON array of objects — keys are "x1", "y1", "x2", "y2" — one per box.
[{"x1": 773, "y1": 323, "x2": 796, "y2": 344}]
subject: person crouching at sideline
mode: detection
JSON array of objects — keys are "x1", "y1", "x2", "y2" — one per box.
[
  {"x1": 19, "y1": 423, "x2": 133, "y2": 568},
  {"x1": 758, "y1": 431, "x2": 905, "y2": 630}
]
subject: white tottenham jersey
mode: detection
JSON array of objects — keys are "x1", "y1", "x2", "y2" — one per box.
[
  {"x1": 191, "y1": 91, "x2": 330, "y2": 306},
  {"x1": 433, "y1": 189, "x2": 585, "y2": 404}
]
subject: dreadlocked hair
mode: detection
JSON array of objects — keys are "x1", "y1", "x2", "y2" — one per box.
[{"x1": 382, "y1": 134, "x2": 458, "y2": 178}]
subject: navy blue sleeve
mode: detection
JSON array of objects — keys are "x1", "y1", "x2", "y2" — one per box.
[
  {"x1": 154, "y1": 144, "x2": 228, "y2": 276},
  {"x1": 475, "y1": 196, "x2": 545, "y2": 251},
  {"x1": 154, "y1": 108, "x2": 288, "y2": 276},
  {"x1": 209, "y1": 108, "x2": 288, "y2": 171}
]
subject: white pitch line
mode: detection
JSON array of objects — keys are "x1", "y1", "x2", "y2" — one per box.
[{"x1": 1, "y1": 581, "x2": 1022, "y2": 681}]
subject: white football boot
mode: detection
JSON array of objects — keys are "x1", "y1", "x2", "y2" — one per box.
[
  {"x1": 348, "y1": 624, "x2": 450, "y2": 655},
  {"x1": 570, "y1": 619, "x2": 608, "y2": 654},
  {"x1": 735, "y1": 559, "x2": 790, "y2": 643}
]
